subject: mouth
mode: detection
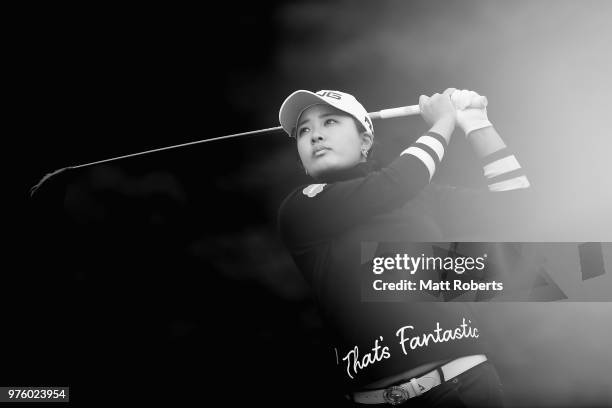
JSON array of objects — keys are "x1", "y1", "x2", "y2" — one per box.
[{"x1": 313, "y1": 147, "x2": 330, "y2": 157}]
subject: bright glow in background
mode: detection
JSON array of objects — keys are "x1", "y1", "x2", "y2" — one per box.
[{"x1": 265, "y1": 0, "x2": 612, "y2": 241}]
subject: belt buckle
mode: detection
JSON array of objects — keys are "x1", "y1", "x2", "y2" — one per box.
[{"x1": 382, "y1": 386, "x2": 409, "y2": 405}]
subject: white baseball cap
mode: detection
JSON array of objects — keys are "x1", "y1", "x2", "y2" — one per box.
[{"x1": 279, "y1": 90, "x2": 374, "y2": 138}]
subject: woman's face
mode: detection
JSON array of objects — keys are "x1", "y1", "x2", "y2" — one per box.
[{"x1": 296, "y1": 104, "x2": 371, "y2": 180}]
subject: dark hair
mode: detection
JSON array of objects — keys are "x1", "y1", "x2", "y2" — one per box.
[{"x1": 294, "y1": 117, "x2": 378, "y2": 170}]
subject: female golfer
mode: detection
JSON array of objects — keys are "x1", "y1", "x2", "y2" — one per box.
[{"x1": 277, "y1": 88, "x2": 529, "y2": 407}]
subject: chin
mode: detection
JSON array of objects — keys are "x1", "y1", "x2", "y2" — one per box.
[
  {"x1": 308, "y1": 167, "x2": 330, "y2": 180},
  {"x1": 310, "y1": 165, "x2": 341, "y2": 180}
]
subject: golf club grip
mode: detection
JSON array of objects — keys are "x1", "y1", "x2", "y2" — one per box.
[{"x1": 369, "y1": 96, "x2": 487, "y2": 120}]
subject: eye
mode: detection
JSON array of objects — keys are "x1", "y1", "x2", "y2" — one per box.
[
  {"x1": 325, "y1": 118, "x2": 338, "y2": 125},
  {"x1": 298, "y1": 126, "x2": 310, "y2": 136}
]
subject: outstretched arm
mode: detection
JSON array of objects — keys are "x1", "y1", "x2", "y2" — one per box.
[
  {"x1": 454, "y1": 89, "x2": 530, "y2": 191},
  {"x1": 424, "y1": 90, "x2": 532, "y2": 240}
]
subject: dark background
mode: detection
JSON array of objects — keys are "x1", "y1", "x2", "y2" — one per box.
[{"x1": 18, "y1": 1, "x2": 612, "y2": 406}]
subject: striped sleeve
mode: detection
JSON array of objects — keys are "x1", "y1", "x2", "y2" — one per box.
[
  {"x1": 400, "y1": 131, "x2": 448, "y2": 181},
  {"x1": 480, "y1": 147, "x2": 530, "y2": 191}
]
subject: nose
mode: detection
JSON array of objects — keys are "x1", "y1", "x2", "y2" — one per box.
[{"x1": 311, "y1": 128, "x2": 324, "y2": 143}]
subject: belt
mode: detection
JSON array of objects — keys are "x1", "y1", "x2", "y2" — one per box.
[{"x1": 351, "y1": 354, "x2": 487, "y2": 405}]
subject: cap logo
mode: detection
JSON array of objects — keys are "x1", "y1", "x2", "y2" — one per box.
[{"x1": 316, "y1": 90, "x2": 343, "y2": 100}]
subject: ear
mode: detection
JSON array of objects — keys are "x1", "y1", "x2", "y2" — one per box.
[{"x1": 360, "y1": 132, "x2": 373, "y2": 151}]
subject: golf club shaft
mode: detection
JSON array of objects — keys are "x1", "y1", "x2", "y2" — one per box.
[
  {"x1": 59, "y1": 96, "x2": 489, "y2": 171},
  {"x1": 30, "y1": 97, "x2": 487, "y2": 196},
  {"x1": 62, "y1": 104, "x2": 423, "y2": 171},
  {"x1": 53, "y1": 105, "x2": 421, "y2": 169}
]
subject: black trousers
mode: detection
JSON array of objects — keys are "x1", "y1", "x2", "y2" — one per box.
[{"x1": 349, "y1": 361, "x2": 505, "y2": 408}]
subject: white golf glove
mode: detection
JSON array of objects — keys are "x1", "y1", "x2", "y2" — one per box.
[{"x1": 451, "y1": 89, "x2": 492, "y2": 136}]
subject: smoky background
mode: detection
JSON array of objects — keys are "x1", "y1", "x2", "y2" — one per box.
[{"x1": 21, "y1": 1, "x2": 612, "y2": 406}]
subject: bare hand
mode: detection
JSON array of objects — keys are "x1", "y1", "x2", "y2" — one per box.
[{"x1": 419, "y1": 88, "x2": 457, "y2": 128}]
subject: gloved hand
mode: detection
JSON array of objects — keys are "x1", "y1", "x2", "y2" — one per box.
[{"x1": 451, "y1": 89, "x2": 492, "y2": 136}]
